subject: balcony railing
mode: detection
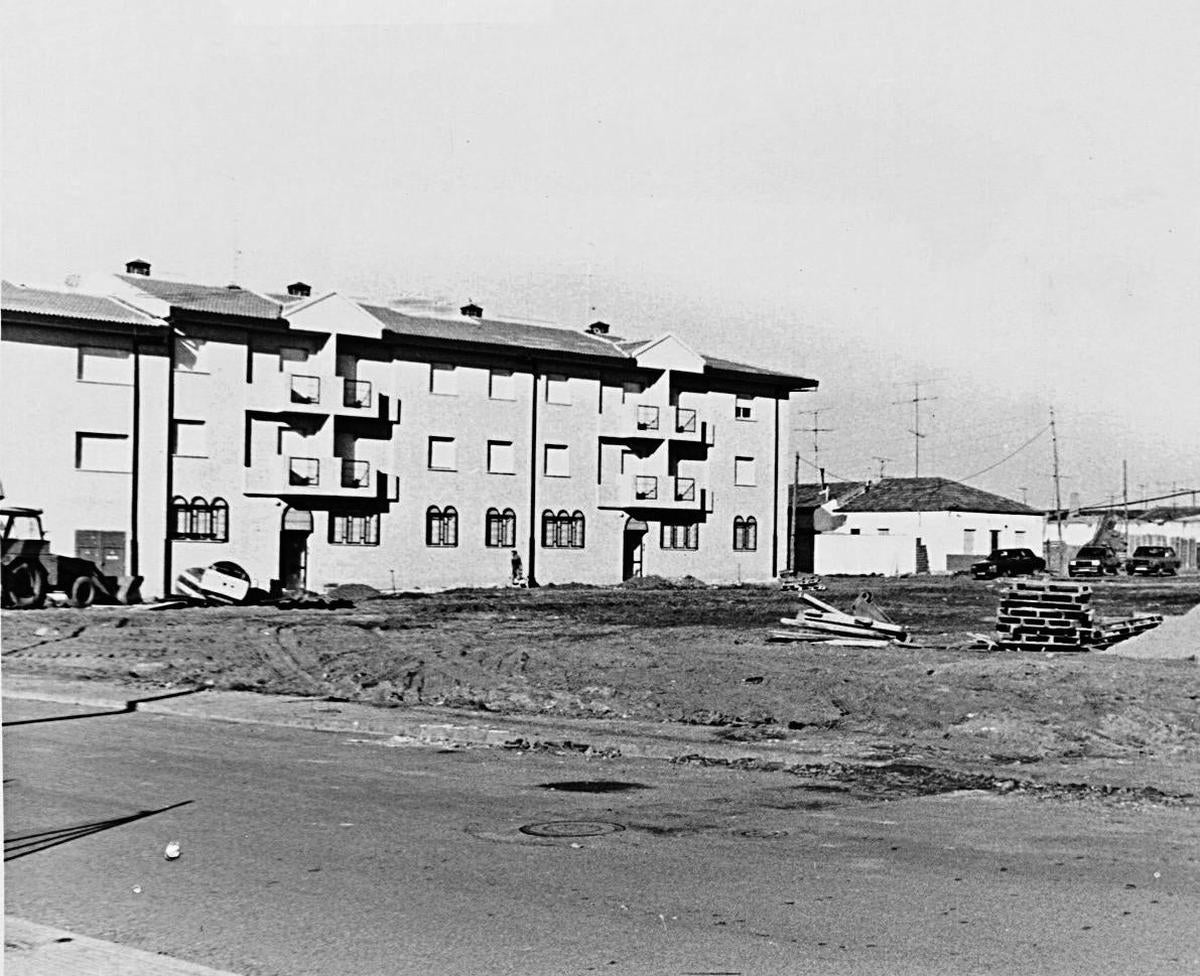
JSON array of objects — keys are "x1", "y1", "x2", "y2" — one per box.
[
  {"x1": 289, "y1": 374, "x2": 321, "y2": 405},
  {"x1": 288, "y1": 457, "x2": 320, "y2": 486},
  {"x1": 674, "y1": 476, "x2": 696, "y2": 502},
  {"x1": 343, "y1": 379, "x2": 373, "y2": 409},
  {"x1": 636, "y1": 405, "x2": 660, "y2": 432},
  {"x1": 675, "y1": 408, "x2": 697, "y2": 434},
  {"x1": 341, "y1": 459, "x2": 371, "y2": 489},
  {"x1": 634, "y1": 475, "x2": 658, "y2": 500}
]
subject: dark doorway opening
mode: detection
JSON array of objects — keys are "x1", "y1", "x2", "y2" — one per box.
[
  {"x1": 622, "y1": 518, "x2": 647, "y2": 581},
  {"x1": 280, "y1": 507, "x2": 313, "y2": 592}
]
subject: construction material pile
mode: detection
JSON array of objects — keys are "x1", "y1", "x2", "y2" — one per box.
[
  {"x1": 771, "y1": 589, "x2": 909, "y2": 647},
  {"x1": 995, "y1": 579, "x2": 1161, "y2": 652}
]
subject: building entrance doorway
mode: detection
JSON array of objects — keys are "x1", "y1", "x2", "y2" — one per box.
[
  {"x1": 622, "y1": 518, "x2": 647, "y2": 580},
  {"x1": 280, "y1": 507, "x2": 313, "y2": 592}
]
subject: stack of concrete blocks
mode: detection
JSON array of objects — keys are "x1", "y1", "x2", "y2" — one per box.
[{"x1": 995, "y1": 580, "x2": 1095, "y2": 652}]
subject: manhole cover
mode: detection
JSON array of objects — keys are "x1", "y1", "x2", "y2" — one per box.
[
  {"x1": 539, "y1": 780, "x2": 650, "y2": 793},
  {"x1": 519, "y1": 820, "x2": 626, "y2": 838}
]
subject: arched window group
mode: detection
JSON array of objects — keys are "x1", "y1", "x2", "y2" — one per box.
[
  {"x1": 170, "y1": 496, "x2": 229, "y2": 542},
  {"x1": 485, "y1": 508, "x2": 517, "y2": 548},
  {"x1": 733, "y1": 515, "x2": 757, "y2": 551},
  {"x1": 542, "y1": 509, "x2": 585, "y2": 549},
  {"x1": 426, "y1": 506, "x2": 459, "y2": 547}
]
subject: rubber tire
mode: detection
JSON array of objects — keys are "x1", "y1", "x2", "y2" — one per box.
[
  {"x1": 5, "y1": 561, "x2": 48, "y2": 609},
  {"x1": 70, "y1": 575, "x2": 97, "y2": 608}
]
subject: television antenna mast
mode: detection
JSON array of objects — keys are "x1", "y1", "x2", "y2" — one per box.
[
  {"x1": 796, "y1": 409, "x2": 833, "y2": 482},
  {"x1": 893, "y1": 381, "x2": 938, "y2": 477},
  {"x1": 872, "y1": 456, "x2": 894, "y2": 480}
]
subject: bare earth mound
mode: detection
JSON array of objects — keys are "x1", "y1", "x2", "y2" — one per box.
[{"x1": 1099, "y1": 602, "x2": 1200, "y2": 660}]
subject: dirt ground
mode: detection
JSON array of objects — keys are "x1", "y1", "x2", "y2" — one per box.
[{"x1": 4, "y1": 575, "x2": 1199, "y2": 798}]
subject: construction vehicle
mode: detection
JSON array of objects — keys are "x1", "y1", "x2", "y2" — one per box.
[{"x1": 1, "y1": 507, "x2": 141, "y2": 609}]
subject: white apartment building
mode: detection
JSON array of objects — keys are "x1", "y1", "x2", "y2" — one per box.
[{"x1": 2, "y1": 262, "x2": 817, "y2": 598}]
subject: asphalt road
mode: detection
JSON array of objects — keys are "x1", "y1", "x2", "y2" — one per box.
[{"x1": 4, "y1": 698, "x2": 1198, "y2": 976}]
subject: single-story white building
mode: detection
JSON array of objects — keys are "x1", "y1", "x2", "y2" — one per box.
[
  {"x1": 790, "y1": 477, "x2": 1044, "y2": 576},
  {"x1": 1044, "y1": 506, "x2": 1200, "y2": 572}
]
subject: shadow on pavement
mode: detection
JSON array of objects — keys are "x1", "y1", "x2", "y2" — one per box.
[
  {"x1": 2, "y1": 687, "x2": 208, "y2": 727},
  {"x1": 4, "y1": 800, "x2": 194, "y2": 861}
]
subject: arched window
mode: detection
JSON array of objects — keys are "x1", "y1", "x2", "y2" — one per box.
[
  {"x1": 487, "y1": 507, "x2": 517, "y2": 548},
  {"x1": 542, "y1": 510, "x2": 585, "y2": 549},
  {"x1": 555, "y1": 510, "x2": 569, "y2": 548},
  {"x1": 169, "y1": 496, "x2": 229, "y2": 542},
  {"x1": 210, "y1": 498, "x2": 229, "y2": 543},
  {"x1": 733, "y1": 515, "x2": 757, "y2": 551},
  {"x1": 171, "y1": 496, "x2": 190, "y2": 538},
  {"x1": 427, "y1": 506, "x2": 458, "y2": 547},
  {"x1": 541, "y1": 509, "x2": 556, "y2": 548},
  {"x1": 570, "y1": 511, "x2": 585, "y2": 548}
]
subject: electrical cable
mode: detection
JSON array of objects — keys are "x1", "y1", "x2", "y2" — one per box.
[{"x1": 955, "y1": 425, "x2": 1049, "y2": 484}]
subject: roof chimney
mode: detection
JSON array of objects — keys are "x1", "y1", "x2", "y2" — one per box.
[
  {"x1": 287, "y1": 281, "x2": 311, "y2": 297},
  {"x1": 460, "y1": 301, "x2": 483, "y2": 319},
  {"x1": 125, "y1": 258, "x2": 151, "y2": 276},
  {"x1": 586, "y1": 320, "x2": 611, "y2": 335}
]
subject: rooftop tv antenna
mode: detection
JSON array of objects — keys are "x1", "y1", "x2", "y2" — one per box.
[{"x1": 893, "y1": 381, "x2": 938, "y2": 477}]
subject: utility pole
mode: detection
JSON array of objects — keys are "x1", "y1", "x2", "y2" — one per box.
[
  {"x1": 1122, "y1": 460, "x2": 1129, "y2": 554},
  {"x1": 1018, "y1": 485, "x2": 1029, "y2": 506},
  {"x1": 872, "y1": 456, "x2": 894, "y2": 481},
  {"x1": 894, "y1": 382, "x2": 938, "y2": 477},
  {"x1": 1049, "y1": 406, "x2": 1064, "y2": 570},
  {"x1": 789, "y1": 452, "x2": 800, "y2": 573}
]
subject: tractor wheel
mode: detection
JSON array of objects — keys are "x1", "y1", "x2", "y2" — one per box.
[
  {"x1": 70, "y1": 576, "x2": 98, "y2": 608},
  {"x1": 5, "y1": 561, "x2": 48, "y2": 609}
]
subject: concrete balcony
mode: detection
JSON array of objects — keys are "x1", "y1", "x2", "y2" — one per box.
[
  {"x1": 598, "y1": 402, "x2": 668, "y2": 440},
  {"x1": 598, "y1": 474, "x2": 714, "y2": 513},
  {"x1": 246, "y1": 371, "x2": 329, "y2": 415},
  {"x1": 245, "y1": 454, "x2": 394, "y2": 499},
  {"x1": 671, "y1": 407, "x2": 716, "y2": 446}
]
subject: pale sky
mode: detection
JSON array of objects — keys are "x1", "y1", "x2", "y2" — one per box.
[{"x1": 4, "y1": 0, "x2": 1198, "y2": 508}]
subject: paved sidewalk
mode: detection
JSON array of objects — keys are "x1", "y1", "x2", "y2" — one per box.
[
  {"x1": 4, "y1": 917, "x2": 243, "y2": 976},
  {"x1": 1, "y1": 673, "x2": 877, "y2": 768}
]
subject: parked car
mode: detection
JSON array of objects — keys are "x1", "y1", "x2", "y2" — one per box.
[
  {"x1": 1125, "y1": 545, "x2": 1181, "y2": 576},
  {"x1": 971, "y1": 548, "x2": 1047, "y2": 579},
  {"x1": 1067, "y1": 545, "x2": 1122, "y2": 577}
]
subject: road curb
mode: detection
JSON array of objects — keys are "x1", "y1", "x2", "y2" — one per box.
[
  {"x1": 1, "y1": 674, "x2": 864, "y2": 769},
  {"x1": 4, "y1": 916, "x2": 244, "y2": 976}
]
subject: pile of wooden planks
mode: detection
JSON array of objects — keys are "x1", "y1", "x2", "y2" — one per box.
[
  {"x1": 771, "y1": 590, "x2": 909, "y2": 647},
  {"x1": 994, "y1": 579, "x2": 1163, "y2": 652}
]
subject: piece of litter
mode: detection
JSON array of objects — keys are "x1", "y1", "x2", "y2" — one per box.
[
  {"x1": 1153, "y1": 871, "x2": 1161, "y2": 879},
  {"x1": 340, "y1": 822, "x2": 354, "y2": 827},
  {"x1": 132, "y1": 885, "x2": 142, "y2": 894},
  {"x1": 164, "y1": 841, "x2": 181, "y2": 860},
  {"x1": 570, "y1": 843, "x2": 583, "y2": 849}
]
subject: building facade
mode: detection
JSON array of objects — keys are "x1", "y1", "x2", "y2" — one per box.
[
  {"x1": 2, "y1": 264, "x2": 816, "y2": 597},
  {"x1": 791, "y1": 477, "x2": 1044, "y2": 575}
]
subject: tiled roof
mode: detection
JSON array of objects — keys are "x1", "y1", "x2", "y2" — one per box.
[
  {"x1": 117, "y1": 275, "x2": 283, "y2": 320},
  {"x1": 703, "y1": 354, "x2": 818, "y2": 389},
  {"x1": 1, "y1": 281, "x2": 163, "y2": 327},
  {"x1": 359, "y1": 304, "x2": 631, "y2": 361},
  {"x1": 792, "y1": 477, "x2": 1038, "y2": 516}
]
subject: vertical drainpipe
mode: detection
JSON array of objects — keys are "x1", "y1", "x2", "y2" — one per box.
[
  {"x1": 162, "y1": 321, "x2": 177, "y2": 597},
  {"x1": 129, "y1": 328, "x2": 141, "y2": 577},
  {"x1": 771, "y1": 393, "x2": 780, "y2": 576},
  {"x1": 527, "y1": 360, "x2": 539, "y2": 586}
]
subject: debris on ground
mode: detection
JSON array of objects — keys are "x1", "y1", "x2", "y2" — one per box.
[
  {"x1": 175, "y1": 562, "x2": 253, "y2": 606},
  {"x1": 770, "y1": 589, "x2": 909, "y2": 646},
  {"x1": 994, "y1": 579, "x2": 1163, "y2": 652},
  {"x1": 779, "y1": 574, "x2": 826, "y2": 592}
]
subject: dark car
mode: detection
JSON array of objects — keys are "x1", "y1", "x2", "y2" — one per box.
[
  {"x1": 1125, "y1": 545, "x2": 1181, "y2": 576},
  {"x1": 971, "y1": 547, "x2": 1047, "y2": 579},
  {"x1": 1068, "y1": 545, "x2": 1122, "y2": 577}
]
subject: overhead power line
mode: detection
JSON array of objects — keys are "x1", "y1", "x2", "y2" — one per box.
[{"x1": 955, "y1": 425, "x2": 1050, "y2": 484}]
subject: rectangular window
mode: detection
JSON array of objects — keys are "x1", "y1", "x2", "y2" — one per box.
[
  {"x1": 849, "y1": 528, "x2": 861, "y2": 536},
  {"x1": 330, "y1": 513, "x2": 380, "y2": 546},
  {"x1": 963, "y1": 528, "x2": 976, "y2": 554},
  {"x1": 75, "y1": 433, "x2": 130, "y2": 472},
  {"x1": 661, "y1": 522, "x2": 700, "y2": 550},
  {"x1": 734, "y1": 456, "x2": 756, "y2": 486},
  {"x1": 175, "y1": 336, "x2": 212, "y2": 373},
  {"x1": 489, "y1": 369, "x2": 516, "y2": 400},
  {"x1": 735, "y1": 396, "x2": 755, "y2": 421},
  {"x1": 488, "y1": 440, "x2": 515, "y2": 474},
  {"x1": 172, "y1": 420, "x2": 208, "y2": 458},
  {"x1": 878, "y1": 528, "x2": 890, "y2": 535},
  {"x1": 428, "y1": 436, "x2": 457, "y2": 470},
  {"x1": 430, "y1": 362, "x2": 458, "y2": 395},
  {"x1": 1014, "y1": 530, "x2": 1026, "y2": 545},
  {"x1": 78, "y1": 345, "x2": 132, "y2": 385},
  {"x1": 544, "y1": 444, "x2": 570, "y2": 477},
  {"x1": 546, "y1": 373, "x2": 571, "y2": 404},
  {"x1": 622, "y1": 381, "x2": 644, "y2": 403}
]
